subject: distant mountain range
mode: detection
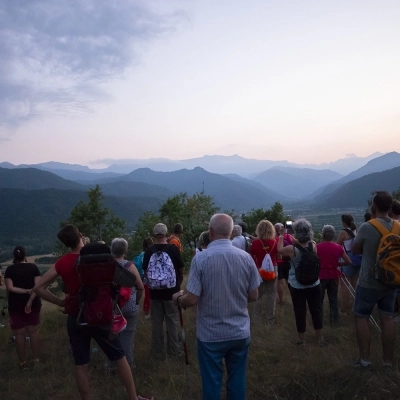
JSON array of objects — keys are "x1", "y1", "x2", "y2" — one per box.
[
  {"x1": 253, "y1": 167, "x2": 343, "y2": 199},
  {"x1": 317, "y1": 166, "x2": 400, "y2": 208},
  {"x1": 1, "y1": 151, "x2": 400, "y2": 257},
  {"x1": 0, "y1": 152, "x2": 384, "y2": 177},
  {"x1": 313, "y1": 152, "x2": 400, "y2": 203}
]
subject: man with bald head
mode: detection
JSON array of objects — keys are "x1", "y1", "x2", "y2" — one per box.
[{"x1": 173, "y1": 214, "x2": 261, "y2": 400}]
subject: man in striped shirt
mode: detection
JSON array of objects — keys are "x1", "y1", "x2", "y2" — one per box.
[{"x1": 173, "y1": 214, "x2": 261, "y2": 400}]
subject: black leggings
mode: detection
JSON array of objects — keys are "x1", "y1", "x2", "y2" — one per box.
[{"x1": 288, "y1": 283, "x2": 323, "y2": 333}]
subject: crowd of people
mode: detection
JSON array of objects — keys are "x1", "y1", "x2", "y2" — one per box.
[{"x1": 1, "y1": 191, "x2": 400, "y2": 400}]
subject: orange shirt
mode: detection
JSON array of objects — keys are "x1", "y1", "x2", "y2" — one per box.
[{"x1": 169, "y1": 235, "x2": 183, "y2": 252}]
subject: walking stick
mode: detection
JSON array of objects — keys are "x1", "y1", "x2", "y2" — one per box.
[
  {"x1": 340, "y1": 276, "x2": 381, "y2": 333},
  {"x1": 178, "y1": 304, "x2": 193, "y2": 400}
]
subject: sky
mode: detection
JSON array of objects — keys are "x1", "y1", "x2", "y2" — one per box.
[{"x1": 0, "y1": 0, "x2": 400, "y2": 167}]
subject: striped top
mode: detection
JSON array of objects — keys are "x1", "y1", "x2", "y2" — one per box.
[{"x1": 186, "y1": 239, "x2": 261, "y2": 342}]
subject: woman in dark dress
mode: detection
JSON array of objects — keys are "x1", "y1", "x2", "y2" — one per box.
[{"x1": 4, "y1": 246, "x2": 42, "y2": 369}]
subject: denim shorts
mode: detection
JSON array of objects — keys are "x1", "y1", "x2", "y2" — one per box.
[
  {"x1": 341, "y1": 264, "x2": 359, "y2": 278},
  {"x1": 353, "y1": 285, "x2": 397, "y2": 318},
  {"x1": 67, "y1": 315, "x2": 125, "y2": 365}
]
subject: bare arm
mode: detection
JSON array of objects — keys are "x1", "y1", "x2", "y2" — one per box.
[
  {"x1": 129, "y1": 263, "x2": 144, "y2": 302},
  {"x1": 277, "y1": 233, "x2": 295, "y2": 258},
  {"x1": 5, "y1": 278, "x2": 33, "y2": 295},
  {"x1": 33, "y1": 265, "x2": 64, "y2": 307},
  {"x1": 172, "y1": 290, "x2": 199, "y2": 309},
  {"x1": 336, "y1": 230, "x2": 347, "y2": 245},
  {"x1": 339, "y1": 251, "x2": 352, "y2": 266},
  {"x1": 352, "y1": 241, "x2": 363, "y2": 255},
  {"x1": 25, "y1": 276, "x2": 41, "y2": 314},
  {"x1": 248, "y1": 287, "x2": 258, "y2": 303}
]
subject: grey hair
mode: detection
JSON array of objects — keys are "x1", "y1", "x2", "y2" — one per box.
[
  {"x1": 292, "y1": 218, "x2": 313, "y2": 243},
  {"x1": 209, "y1": 213, "x2": 234, "y2": 238},
  {"x1": 232, "y1": 225, "x2": 242, "y2": 237},
  {"x1": 322, "y1": 225, "x2": 335, "y2": 241},
  {"x1": 198, "y1": 231, "x2": 210, "y2": 247},
  {"x1": 111, "y1": 238, "x2": 128, "y2": 257}
]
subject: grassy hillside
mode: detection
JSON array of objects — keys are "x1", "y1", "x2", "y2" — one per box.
[{"x1": 0, "y1": 281, "x2": 399, "y2": 399}]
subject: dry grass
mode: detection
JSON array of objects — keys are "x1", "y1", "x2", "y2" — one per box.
[{"x1": 1, "y1": 284, "x2": 400, "y2": 400}]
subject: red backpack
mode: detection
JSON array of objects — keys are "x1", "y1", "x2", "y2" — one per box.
[{"x1": 76, "y1": 243, "x2": 135, "y2": 332}]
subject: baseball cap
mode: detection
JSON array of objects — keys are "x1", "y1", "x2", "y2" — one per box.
[{"x1": 153, "y1": 223, "x2": 168, "y2": 236}]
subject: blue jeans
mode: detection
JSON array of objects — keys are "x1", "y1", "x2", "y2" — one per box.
[{"x1": 197, "y1": 337, "x2": 250, "y2": 400}]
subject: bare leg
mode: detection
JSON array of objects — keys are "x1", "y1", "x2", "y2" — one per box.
[
  {"x1": 26, "y1": 324, "x2": 40, "y2": 360},
  {"x1": 380, "y1": 314, "x2": 395, "y2": 365},
  {"x1": 15, "y1": 327, "x2": 26, "y2": 363},
  {"x1": 277, "y1": 280, "x2": 284, "y2": 304},
  {"x1": 75, "y1": 364, "x2": 90, "y2": 400},
  {"x1": 355, "y1": 316, "x2": 371, "y2": 362},
  {"x1": 116, "y1": 356, "x2": 137, "y2": 400}
]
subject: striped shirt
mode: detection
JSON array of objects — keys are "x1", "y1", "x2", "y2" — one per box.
[{"x1": 186, "y1": 239, "x2": 261, "y2": 342}]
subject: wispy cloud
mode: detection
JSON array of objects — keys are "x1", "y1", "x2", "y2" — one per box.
[{"x1": 0, "y1": 0, "x2": 185, "y2": 128}]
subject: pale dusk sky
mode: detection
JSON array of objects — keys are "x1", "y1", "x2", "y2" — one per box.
[{"x1": 0, "y1": 0, "x2": 399, "y2": 167}]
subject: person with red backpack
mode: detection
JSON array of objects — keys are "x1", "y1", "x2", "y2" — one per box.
[
  {"x1": 352, "y1": 191, "x2": 399, "y2": 369},
  {"x1": 33, "y1": 225, "x2": 152, "y2": 400},
  {"x1": 105, "y1": 238, "x2": 144, "y2": 370}
]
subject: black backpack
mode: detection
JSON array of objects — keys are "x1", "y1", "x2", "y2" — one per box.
[{"x1": 294, "y1": 243, "x2": 320, "y2": 285}]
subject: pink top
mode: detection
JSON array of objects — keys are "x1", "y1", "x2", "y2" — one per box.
[{"x1": 316, "y1": 241, "x2": 344, "y2": 280}]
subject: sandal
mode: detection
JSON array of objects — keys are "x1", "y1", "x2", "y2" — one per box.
[{"x1": 19, "y1": 361, "x2": 29, "y2": 371}]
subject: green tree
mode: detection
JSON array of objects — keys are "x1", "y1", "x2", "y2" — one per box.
[
  {"x1": 242, "y1": 202, "x2": 284, "y2": 235},
  {"x1": 64, "y1": 185, "x2": 126, "y2": 243},
  {"x1": 159, "y1": 192, "x2": 219, "y2": 250}
]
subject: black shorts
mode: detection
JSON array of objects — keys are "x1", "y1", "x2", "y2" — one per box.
[
  {"x1": 278, "y1": 262, "x2": 290, "y2": 281},
  {"x1": 67, "y1": 315, "x2": 125, "y2": 366}
]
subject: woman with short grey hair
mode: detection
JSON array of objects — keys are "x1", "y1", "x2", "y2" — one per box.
[
  {"x1": 277, "y1": 218, "x2": 326, "y2": 346},
  {"x1": 317, "y1": 226, "x2": 351, "y2": 326},
  {"x1": 105, "y1": 238, "x2": 144, "y2": 370}
]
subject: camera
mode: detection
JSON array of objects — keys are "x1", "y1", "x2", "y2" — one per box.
[{"x1": 285, "y1": 221, "x2": 293, "y2": 228}]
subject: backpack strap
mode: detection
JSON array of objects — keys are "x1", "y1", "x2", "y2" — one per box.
[
  {"x1": 260, "y1": 239, "x2": 275, "y2": 254},
  {"x1": 342, "y1": 228, "x2": 355, "y2": 239},
  {"x1": 368, "y1": 219, "x2": 392, "y2": 236},
  {"x1": 295, "y1": 243, "x2": 306, "y2": 253}
]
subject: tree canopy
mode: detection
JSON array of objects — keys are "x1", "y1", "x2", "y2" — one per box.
[
  {"x1": 241, "y1": 202, "x2": 285, "y2": 235},
  {"x1": 63, "y1": 185, "x2": 126, "y2": 243}
]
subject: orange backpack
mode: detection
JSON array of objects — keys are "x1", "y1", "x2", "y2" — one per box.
[{"x1": 369, "y1": 219, "x2": 400, "y2": 288}]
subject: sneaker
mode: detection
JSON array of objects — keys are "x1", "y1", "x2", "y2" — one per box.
[
  {"x1": 144, "y1": 314, "x2": 151, "y2": 320},
  {"x1": 382, "y1": 361, "x2": 393, "y2": 370},
  {"x1": 353, "y1": 359, "x2": 372, "y2": 369},
  {"x1": 138, "y1": 396, "x2": 154, "y2": 400}
]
